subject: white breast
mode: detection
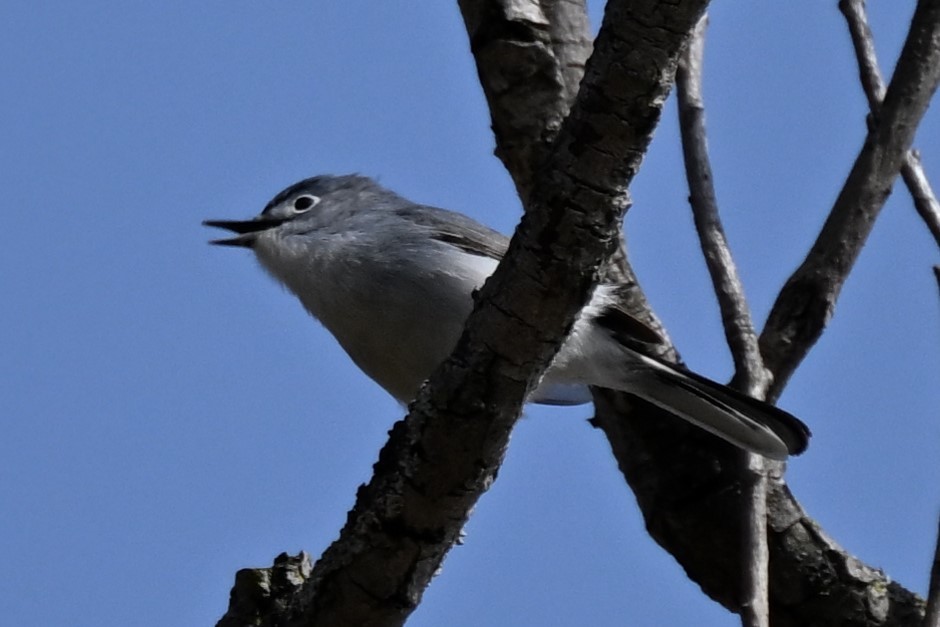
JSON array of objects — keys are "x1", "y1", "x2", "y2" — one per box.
[{"x1": 253, "y1": 227, "x2": 499, "y2": 403}]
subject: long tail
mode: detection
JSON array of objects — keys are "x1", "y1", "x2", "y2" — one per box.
[{"x1": 626, "y1": 357, "x2": 810, "y2": 460}]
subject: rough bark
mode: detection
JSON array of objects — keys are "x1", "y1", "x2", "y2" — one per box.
[
  {"x1": 457, "y1": 0, "x2": 588, "y2": 202},
  {"x1": 216, "y1": 1, "x2": 709, "y2": 625},
  {"x1": 462, "y1": 1, "x2": 940, "y2": 626}
]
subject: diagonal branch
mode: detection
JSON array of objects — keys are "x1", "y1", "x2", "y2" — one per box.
[
  {"x1": 541, "y1": 0, "x2": 593, "y2": 104},
  {"x1": 457, "y1": 0, "x2": 590, "y2": 202},
  {"x1": 759, "y1": 0, "x2": 940, "y2": 401},
  {"x1": 676, "y1": 15, "x2": 769, "y2": 397},
  {"x1": 840, "y1": 0, "x2": 940, "y2": 250},
  {"x1": 215, "y1": 1, "x2": 710, "y2": 626},
  {"x1": 459, "y1": 0, "x2": 678, "y2": 348}
]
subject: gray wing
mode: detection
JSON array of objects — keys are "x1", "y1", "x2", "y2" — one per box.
[
  {"x1": 400, "y1": 204, "x2": 669, "y2": 351},
  {"x1": 398, "y1": 204, "x2": 596, "y2": 406},
  {"x1": 594, "y1": 300, "x2": 668, "y2": 349},
  {"x1": 396, "y1": 204, "x2": 510, "y2": 260},
  {"x1": 400, "y1": 203, "x2": 672, "y2": 351}
]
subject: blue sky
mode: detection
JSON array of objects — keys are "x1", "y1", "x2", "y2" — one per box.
[{"x1": 2, "y1": 2, "x2": 938, "y2": 626}]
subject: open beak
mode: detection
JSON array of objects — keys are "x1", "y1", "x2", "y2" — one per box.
[{"x1": 202, "y1": 217, "x2": 286, "y2": 247}]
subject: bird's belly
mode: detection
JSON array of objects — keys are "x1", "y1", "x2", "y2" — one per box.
[{"x1": 299, "y1": 269, "x2": 480, "y2": 403}]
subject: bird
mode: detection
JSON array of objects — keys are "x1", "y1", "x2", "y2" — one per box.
[{"x1": 204, "y1": 174, "x2": 810, "y2": 460}]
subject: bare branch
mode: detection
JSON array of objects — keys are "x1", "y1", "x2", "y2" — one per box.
[
  {"x1": 840, "y1": 0, "x2": 940, "y2": 250},
  {"x1": 906, "y1": 151, "x2": 940, "y2": 249},
  {"x1": 760, "y1": 0, "x2": 940, "y2": 400},
  {"x1": 738, "y1": 454, "x2": 769, "y2": 627},
  {"x1": 458, "y1": 0, "x2": 673, "y2": 342},
  {"x1": 675, "y1": 15, "x2": 769, "y2": 397},
  {"x1": 841, "y1": 0, "x2": 888, "y2": 102}
]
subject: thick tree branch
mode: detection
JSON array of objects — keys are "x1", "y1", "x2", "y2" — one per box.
[
  {"x1": 216, "y1": 1, "x2": 709, "y2": 625},
  {"x1": 457, "y1": 0, "x2": 585, "y2": 201},
  {"x1": 542, "y1": 0, "x2": 593, "y2": 104},
  {"x1": 458, "y1": 0, "x2": 674, "y2": 337},
  {"x1": 760, "y1": 0, "x2": 940, "y2": 400},
  {"x1": 840, "y1": 0, "x2": 940, "y2": 250}
]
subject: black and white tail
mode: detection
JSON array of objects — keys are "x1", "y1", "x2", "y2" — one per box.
[{"x1": 626, "y1": 356, "x2": 810, "y2": 460}]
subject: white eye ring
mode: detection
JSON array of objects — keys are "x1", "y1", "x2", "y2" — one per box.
[{"x1": 292, "y1": 194, "x2": 320, "y2": 213}]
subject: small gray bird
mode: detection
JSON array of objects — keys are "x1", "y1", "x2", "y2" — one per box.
[{"x1": 205, "y1": 174, "x2": 809, "y2": 460}]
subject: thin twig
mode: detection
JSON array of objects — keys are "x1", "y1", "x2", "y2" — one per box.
[
  {"x1": 675, "y1": 15, "x2": 770, "y2": 397},
  {"x1": 906, "y1": 151, "x2": 940, "y2": 249},
  {"x1": 840, "y1": 0, "x2": 888, "y2": 102},
  {"x1": 676, "y1": 17, "x2": 770, "y2": 627},
  {"x1": 840, "y1": 0, "x2": 940, "y2": 250},
  {"x1": 760, "y1": 0, "x2": 940, "y2": 401},
  {"x1": 738, "y1": 453, "x2": 769, "y2": 627}
]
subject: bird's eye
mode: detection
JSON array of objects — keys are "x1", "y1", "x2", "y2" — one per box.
[{"x1": 292, "y1": 195, "x2": 319, "y2": 213}]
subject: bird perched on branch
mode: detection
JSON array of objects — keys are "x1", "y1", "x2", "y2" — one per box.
[{"x1": 205, "y1": 174, "x2": 810, "y2": 460}]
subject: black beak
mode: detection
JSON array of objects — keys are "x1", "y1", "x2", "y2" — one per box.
[{"x1": 202, "y1": 217, "x2": 286, "y2": 247}]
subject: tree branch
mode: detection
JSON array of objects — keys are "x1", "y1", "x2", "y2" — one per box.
[
  {"x1": 840, "y1": 0, "x2": 940, "y2": 251},
  {"x1": 458, "y1": 0, "x2": 675, "y2": 345},
  {"x1": 541, "y1": 0, "x2": 593, "y2": 104},
  {"x1": 760, "y1": 0, "x2": 940, "y2": 400},
  {"x1": 675, "y1": 15, "x2": 769, "y2": 396},
  {"x1": 737, "y1": 453, "x2": 769, "y2": 627},
  {"x1": 457, "y1": 0, "x2": 584, "y2": 202},
  {"x1": 591, "y1": 2, "x2": 940, "y2": 625},
  {"x1": 457, "y1": 1, "x2": 939, "y2": 625},
  {"x1": 216, "y1": 1, "x2": 710, "y2": 625}
]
